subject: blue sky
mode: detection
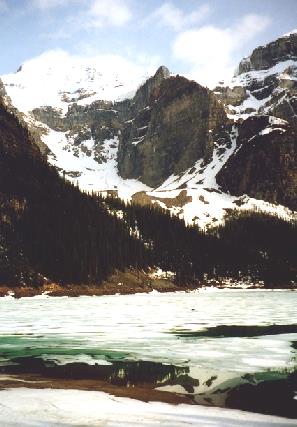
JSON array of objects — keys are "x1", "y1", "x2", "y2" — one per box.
[{"x1": 1, "y1": 0, "x2": 297, "y2": 87}]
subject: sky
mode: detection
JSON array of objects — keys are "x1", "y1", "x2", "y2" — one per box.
[{"x1": 0, "y1": 0, "x2": 297, "y2": 88}]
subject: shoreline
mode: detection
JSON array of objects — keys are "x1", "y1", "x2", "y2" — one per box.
[
  {"x1": 0, "y1": 373, "x2": 193, "y2": 406},
  {"x1": 0, "y1": 268, "x2": 296, "y2": 298},
  {"x1": 0, "y1": 371, "x2": 296, "y2": 421},
  {"x1": 0, "y1": 282, "x2": 296, "y2": 298},
  {"x1": 0, "y1": 290, "x2": 296, "y2": 420}
]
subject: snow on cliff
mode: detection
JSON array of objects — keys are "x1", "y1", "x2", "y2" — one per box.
[{"x1": 1, "y1": 50, "x2": 151, "y2": 115}]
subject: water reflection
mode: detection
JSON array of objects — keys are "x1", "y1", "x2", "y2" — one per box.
[
  {"x1": 0, "y1": 291, "x2": 297, "y2": 418},
  {"x1": 1, "y1": 355, "x2": 296, "y2": 418}
]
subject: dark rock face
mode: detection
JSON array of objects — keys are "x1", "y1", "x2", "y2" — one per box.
[
  {"x1": 0, "y1": 89, "x2": 41, "y2": 163},
  {"x1": 132, "y1": 65, "x2": 170, "y2": 112},
  {"x1": 213, "y1": 85, "x2": 248, "y2": 107},
  {"x1": 31, "y1": 67, "x2": 171, "y2": 152},
  {"x1": 213, "y1": 33, "x2": 297, "y2": 211},
  {"x1": 217, "y1": 116, "x2": 297, "y2": 210},
  {"x1": 32, "y1": 101, "x2": 121, "y2": 139},
  {"x1": 237, "y1": 32, "x2": 297, "y2": 74},
  {"x1": 214, "y1": 33, "x2": 297, "y2": 127},
  {"x1": 118, "y1": 75, "x2": 228, "y2": 187},
  {"x1": 32, "y1": 65, "x2": 227, "y2": 190},
  {"x1": 0, "y1": 80, "x2": 6, "y2": 98}
]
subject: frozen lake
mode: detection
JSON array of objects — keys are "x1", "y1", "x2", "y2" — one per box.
[
  {"x1": 0, "y1": 289, "x2": 296, "y2": 370},
  {"x1": 0, "y1": 289, "x2": 296, "y2": 420}
]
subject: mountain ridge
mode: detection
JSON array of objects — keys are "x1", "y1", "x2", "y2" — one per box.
[{"x1": 1, "y1": 31, "x2": 297, "y2": 228}]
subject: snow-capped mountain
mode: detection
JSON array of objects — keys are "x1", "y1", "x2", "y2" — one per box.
[
  {"x1": 1, "y1": 33, "x2": 297, "y2": 228},
  {"x1": 214, "y1": 31, "x2": 297, "y2": 212},
  {"x1": 2, "y1": 50, "x2": 151, "y2": 113},
  {"x1": 1, "y1": 50, "x2": 153, "y2": 199},
  {"x1": 215, "y1": 30, "x2": 297, "y2": 122}
]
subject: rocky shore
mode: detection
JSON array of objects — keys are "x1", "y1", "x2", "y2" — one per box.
[
  {"x1": 0, "y1": 269, "x2": 186, "y2": 298},
  {"x1": 0, "y1": 269, "x2": 295, "y2": 298}
]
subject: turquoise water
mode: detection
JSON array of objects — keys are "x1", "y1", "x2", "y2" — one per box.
[
  {"x1": 0, "y1": 289, "x2": 296, "y2": 372},
  {"x1": 0, "y1": 289, "x2": 296, "y2": 417}
]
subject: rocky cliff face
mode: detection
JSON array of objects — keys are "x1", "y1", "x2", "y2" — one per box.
[
  {"x1": 214, "y1": 31, "x2": 297, "y2": 210},
  {"x1": 237, "y1": 32, "x2": 297, "y2": 74},
  {"x1": 32, "y1": 101, "x2": 123, "y2": 163},
  {"x1": 217, "y1": 116, "x2": 297, "y2": 210},
  {"x1": 23, "y1": 65, "x2": 228, "y2": 190},
  {"x1": 215, "y1": 32, "x2": 297, "y2": 123},
  {"x1": 132, "y1": 65, "x2": 170, "y2": 112},
  {"x1": 118, "y1": 73, "x2": 228, "y2": 187}
]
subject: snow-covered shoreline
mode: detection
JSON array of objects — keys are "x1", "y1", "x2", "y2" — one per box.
[{"x1": 0, "y1": 388, "x2": 295, "y2": 427}]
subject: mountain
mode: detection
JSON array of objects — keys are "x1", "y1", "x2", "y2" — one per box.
[
  {"x1": 0, "y1": 81, "x2": 150, "y2": 287},
  {"x1": 215, "y1": 31, "x2": 297, "y2": 210},
  {"x1": 215, "y1": 30, "x2": 297, "y2": 121},
  {"x1": 118, "y1": 70, "x2": 228, "y2": 188},
  {"x1": 0, "y1": 73, "x2": 296, "y2": 289},
  {"x1": 1, "y1": 33, "x2": 297, "y2": 228}
]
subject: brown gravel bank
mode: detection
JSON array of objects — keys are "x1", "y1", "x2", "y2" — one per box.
[
  {"x1": 0, "y1": 374, "x2": 193, "y2": 405},
  {"x1": 0, "y1": 269, "x2": 194, "y2": 298}
]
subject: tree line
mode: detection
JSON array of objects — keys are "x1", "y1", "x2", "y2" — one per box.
[
  {"x1": 0, "y1": 94, "x2": 296, "y2": 289},
  {"x1": 100, "y1": 194, "x2": 297, "y2": 288}
]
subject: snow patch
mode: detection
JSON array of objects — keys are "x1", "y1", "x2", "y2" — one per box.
[
  {"x1": 146, "y1": 124, "x2": 295, "y2": 228},
  {"x1": 0, "y1": 388, "x2": 295, "y2": 427},
  {"x1": 1, "y1": 50, "x2": 152, "y2": 115},
  {"x1": 149, "y1": 268, "x2": 175, "y2": 280},
  {"x1": 259, "y1": 127, "x2": 286, "y2": 136},
  {"x1": 269, "y1": 116, "x2": 288, "y2": 125},
  {"x1": 43, "y1": 129, "x2": 151, "y2": 199},
  {"x1": 229, "y1": 60, "x2": 297, "y2": 89}
]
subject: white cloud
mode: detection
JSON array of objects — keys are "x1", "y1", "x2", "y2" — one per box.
[
  {"x1": 31, "y1": 0, "x2": 132, "y2": 29},
  {"x1": 173, "y1": 14, "x2": 271, "y2": 88},
  {"x1": 87, "y1": 0, "x2": 132, "y2": 28},
  {"x1": 151, "y1": 2, "x2": 210, "y2": 31}
]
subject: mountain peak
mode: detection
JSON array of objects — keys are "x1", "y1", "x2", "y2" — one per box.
[
  {"x1": 237, "y1": 31, "x2": 297, "y2": 75},
  {"x1": 283, "y1": 29, "x2": 297, "y2": 37},
  {"x1": 132, "y1": 65, "x2": 170, "y2": 111},
  {"x1": 154, "y1": 65, "x2": 170, "y2": 79},
  {"x1": 2, "y1": 51, "x2": 152, "y2": 113}
]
